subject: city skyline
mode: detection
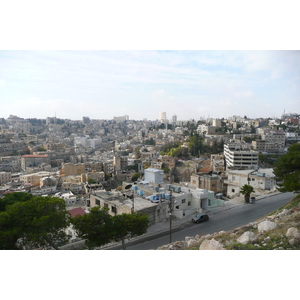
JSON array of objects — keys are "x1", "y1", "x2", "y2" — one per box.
[{"x1": 0, "y1": 50, "x2": 299, "y2": 121}]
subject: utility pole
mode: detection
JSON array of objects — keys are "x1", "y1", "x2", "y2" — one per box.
[{"x1": 169, "y1": 190, "x2": 173, "y2": 244}]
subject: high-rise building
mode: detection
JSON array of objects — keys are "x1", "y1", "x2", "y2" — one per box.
[
  {"x1": 83, "y1": 116, "x2": 91, "y2": 124},
  {"x1": 159, "y1": 112, "x2": 167, "y2": 123},
  {"x1": 172, "y1": 114, "x2": 177, "y2": 124}
]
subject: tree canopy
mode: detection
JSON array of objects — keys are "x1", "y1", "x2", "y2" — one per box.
[
  {"x1": 0, "y1": 195, "x2": 71, "y2": 249},
  {"x1": 71, "y1": 206, "x2": 114, "y2": 249},
  {"x1": 273, "y1": 143, "x2": 300, "y2": 193},
  {"x1": 0, "y1": 192, "x2": 33, "y2": 212},
  {"x1": 71, "y1": 207, "x2": 149, "y2": 249},
  {"x1": 112, "y1": 212, "x2": 149, "y2": 249}
]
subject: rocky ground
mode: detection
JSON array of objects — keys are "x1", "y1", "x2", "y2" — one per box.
[{"x1": 157, "y1": 194, "x2": 300, "y2": 250}]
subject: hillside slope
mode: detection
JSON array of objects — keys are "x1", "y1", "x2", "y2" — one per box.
[{"x1": 158, "y1": 194, "x2": 300, "y2": 250}]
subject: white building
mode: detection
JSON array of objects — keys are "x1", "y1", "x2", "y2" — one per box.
[
  {"x1": 158, "y1": 112, "x2": 167, "y2": 123},
  {"x1": 197, "y1": 124, "x2": 216, "y2": 135},
  {"x1": 225, "y1": 168, "x2": 276, "y2": 198},
  {"x1": 224, "y1": 143, "x2": 258, "y2": 170},
  {"x1": 144, "y1": 168, "x2": 164, "y2": 184}
]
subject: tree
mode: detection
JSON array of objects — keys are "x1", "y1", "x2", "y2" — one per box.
[
  {"x1": 273, "y1": 143, "x2": 300, "y2": 193},
  {"x1": 0, "y1": 196, "x2": 71, "y2": 250},
  {"x1": 71, "y1": 208, "x2": 149, "y2": 250},
  {"x1": 71, "y1": 206, "x2": 114, "y2": 249},
  {"x1": 111, "y1": 213, "x2": 149, "y2": 250},
  {"x1": 0, "y1": 192, "x2": 33, "y2": 212},
  {"x1": 131, "y1": 172, "x2": 140, "y2": 182},
  {"x1": 240, "y1": 184, "x2": 254, "y2": 203},
  {"x1": 88, "y1": 178, "x2": 96, "y2": 184},
  {"x1": 134, "y1": 147, "x2": 141, "y2": 159},
  {"x1": 188, "y1": 135, "x2": 203, "y2": 157}
]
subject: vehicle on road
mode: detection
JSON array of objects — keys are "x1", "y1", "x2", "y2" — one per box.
[{"x1": 192, "y1": 213, "x2": 209, "y2": 223}]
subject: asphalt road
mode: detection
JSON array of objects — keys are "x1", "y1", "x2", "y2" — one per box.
[{"x1": 109, "y1": 192, "x2": 295, "y2": 250}]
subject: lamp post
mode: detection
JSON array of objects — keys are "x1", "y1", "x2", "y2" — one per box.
[
  {"x1": 125, "y1": 183, "x2": 138, "y2": 213},
  {"x1": 169, "y1": 190, "x2": 173, "y2": 244}
]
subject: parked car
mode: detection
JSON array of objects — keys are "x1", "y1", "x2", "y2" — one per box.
[{"x1": 192, "y1": 213, "x2": 209, "y2": 223}]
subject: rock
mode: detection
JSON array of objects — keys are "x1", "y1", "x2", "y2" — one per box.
[
  {"x1": 237, "y1": 231, "x2": 257, "y2": 245},
  {"x1": 199, "y1": 238, "x2": 225, "y2": 250},
  {"x1": 277, "y1": 209, "x2": 291, "y2": 219},
  {"x1": 185, "y1": 236, "x2": 194, "y2": 242},
  {"x1": 288, "y1": 238, "x2": 296, "y2": 246},
  {"x1": 203, "y1": 234, "x2": 212, "y2": 240},
  {"x1": 258, "y1": 220, "x2": 277, "y2": 233},
  {"x1": 286, "y1": 227, "x2": 299, "y2": 238},
  {"x1": 187, "y1": 238, "x2": 198, "y2": 248}
]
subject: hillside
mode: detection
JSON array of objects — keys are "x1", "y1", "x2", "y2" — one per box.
[{"x1": 158, "y1": 194, "x2": 300, "y2": 250}]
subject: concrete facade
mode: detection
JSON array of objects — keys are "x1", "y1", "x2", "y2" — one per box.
[
  {"x1": 224, "y1": 168, "x2": 276, "y2": 198},
  {"x1": 21, "y1": 154, "x2": 49, "y2": 171},
  {"x1": 144, "y1": 168, "x2": 164, "y2": 184},
  {"x1": 224, "y1": 143, "x2": 258, "y2": 170},
  {"x1": 0, "y1": 172, "x2": 11, "y2": 185}
]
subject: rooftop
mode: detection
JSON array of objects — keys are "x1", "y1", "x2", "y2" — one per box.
[{"x1": 21, "y1": 155, "x2": 48, "y2": 158}]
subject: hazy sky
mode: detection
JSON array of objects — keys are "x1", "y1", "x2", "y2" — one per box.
[{"x1": 0, "y1": 50, "x2": 299, "y2": 121}]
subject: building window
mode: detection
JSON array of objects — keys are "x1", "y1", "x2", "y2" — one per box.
[
  {"x1": 232, "y1": 189, "x2": 235, "y2": 193},
  {"x1": 95, "y1": 199, "x2": 100, "y2": 205},
  {"x1": 182, "y1": 199, "x2": 186, "y2": 204},
  {"x1": 188, "y1": 201, "x2": 191, "y2": 206},
  {"x1": 111, "y1": 206, "x2": 117, "y2": 214}
]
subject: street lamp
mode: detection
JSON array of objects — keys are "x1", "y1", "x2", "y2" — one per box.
[
  {"x1": 125, "y1": 183, "x2": 138, "y2": 213},
  {"x1": 169, "y1": 190, "x2": 173, "y2": 244}
]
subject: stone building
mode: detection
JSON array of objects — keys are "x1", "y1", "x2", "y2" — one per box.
[
  {"x1": 21, "y1": 154, "x2": 50, "y2": 171},
  {"x1": 60, "y1": 163, "x2": 86, "y2": 176}
]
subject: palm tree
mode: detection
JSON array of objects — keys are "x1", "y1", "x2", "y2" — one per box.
[{"x1": 240, "y1": 184, "x2": 254, "y2": 203}]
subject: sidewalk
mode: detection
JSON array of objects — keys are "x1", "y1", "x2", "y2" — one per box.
[
  {"x1": 143, "y1": 190, "x2": 282, "y2": 237},
  {"x1": 61, "y1": 191, "x2": 282, "y2": 249},
  {"x1": 145, "y1": 199, "x2": 242, "y2": 236}
]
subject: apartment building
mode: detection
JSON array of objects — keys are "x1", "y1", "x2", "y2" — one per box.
[
  {"x1": 224, "y1": 168, "x2": 276, "y2": 198},
  {"x1": 0, "y1": 172, "x2": 11, "y2": 185},
  {"x1": 20, "y1": 171, "x2": 53, "y2": 186},
  {"x1": 113, "y1": 155, "x2": 128, "y2": 173},
  {"x1": 224, "y1": 143, "x2": 258, "y2": 170},
  {"x1": 262, "y1": 131, "x2": 285, "y2": 152},
  {"x1": 190, "y1": 172, "x2": 227, "y2": 195},
  {"x1": 60, "y1": 163, "x2": 86, "y2": 176},
  {"x1": 197, "y1": 124, "x2": 216, "y2": 135},
  {"x1": 90, "y1": 190, "x2": 161, "y2": 224},
  {"x1": 81, "y1": 171, "x2": 105, "y2": 183},
  {"x1": 21, "y1": 154, "x2": 50, "y2": 171}
]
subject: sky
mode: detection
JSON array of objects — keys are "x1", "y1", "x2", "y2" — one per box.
[{"x1": 1, "y1": 50, "x2": 299, "y2": 121}]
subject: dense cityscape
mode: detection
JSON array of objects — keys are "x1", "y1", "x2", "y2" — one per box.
[{"x1": 0, "y1": 111, "x2": 299, "y2": 249}]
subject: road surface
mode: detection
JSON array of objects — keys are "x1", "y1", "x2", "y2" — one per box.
[{"x1": 108, "y1": 192, "x2": 295, "y2": 250}]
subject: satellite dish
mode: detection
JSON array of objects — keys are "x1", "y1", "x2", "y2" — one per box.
[{"x1": 125, "y1": 184, "x2": 132, "y2": 190}]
